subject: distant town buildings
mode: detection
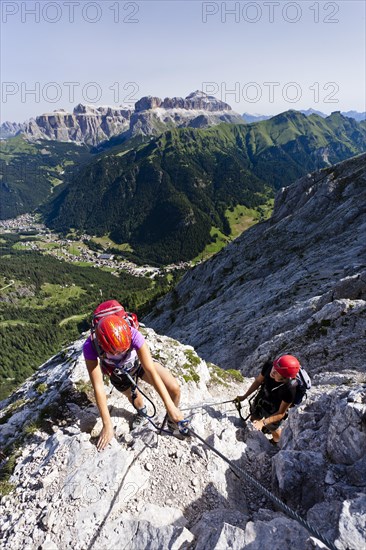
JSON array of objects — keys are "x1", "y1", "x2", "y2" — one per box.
[
  {"x1": 0, "y1": 214, "x2": 191, "y2": 277},
  {"x1": 98, "y1": 254, "x2": 114, "y2": 261}
]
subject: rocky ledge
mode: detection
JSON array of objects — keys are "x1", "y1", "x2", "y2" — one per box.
[{"x1": 0, "y1": 328, "x2": 365, "y2": 549}]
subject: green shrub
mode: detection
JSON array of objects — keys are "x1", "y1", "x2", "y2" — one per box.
[
  {"x1": 184, "y1": 350, "x2": 201, "y2": 367},
  {"x1": 208, "y1": 363, "x2": 244, "y2": 386}
]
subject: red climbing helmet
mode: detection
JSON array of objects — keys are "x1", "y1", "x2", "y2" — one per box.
[
  {"x1": 273, "y1": 355, "x2": 300, "y2": 379},
  {"x1": 95, "y1": 314, "x2": 132, "y2": 355}
]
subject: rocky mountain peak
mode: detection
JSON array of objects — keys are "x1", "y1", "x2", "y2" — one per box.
[
  {"x1": 0, "y1": 121, "x2": 27, "y2": 139},
  {"x1": 73, "y1": 103, "x2": 100, "y2": 115},
  {"x1": 134, "y1": 96, "x2": 163, "y2": 111},
  {"x1": 134, "y1": 91, "x2": 233, "y2": 113},
  {"x1": 129, "y1": 91, "x2": 241, "y2": 138},
  {"x1": 1, "y1": 91, "x2": 239, "y2": 145},
  {"x1": 18, "y1": 105, "x2": 132, "y2": 146},
  {"x1": 185, "y1": 90, "x2": 233, "y2": 111}
]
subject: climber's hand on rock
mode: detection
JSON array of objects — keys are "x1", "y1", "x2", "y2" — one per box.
[
  {"x1": 252, "y1": 419, "x2": 265, "y2": 431},
  {"x1": 97, "y1": 425, "x2": 114, "y2": 451}
]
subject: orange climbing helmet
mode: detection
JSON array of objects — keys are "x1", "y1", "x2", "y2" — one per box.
[
  {"x1": 94, "y1": 314, "x2": 132, "y2": 355},
  {"x1": 273, "y1": 355, "x2": 300, "y2": 379}
]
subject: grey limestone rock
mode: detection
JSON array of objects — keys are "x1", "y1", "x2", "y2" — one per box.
[
  {"x1": 138, "y1": 503, "x2": 188, "y2": 528},
  {"x1": 326, "y1": 391, "x2": 366, "y2": 465},
  {"x1": 4, "y1": 91, "x2": 243, "y2": 146},
  {"x1": 1, "y1": 228, "x2": 366, "y2": 550},
  {"x1": 272, "y1": 450, "x2": 326, "y2": 509},
  {"x1": 0, "y1": 121, "x2": 26, "y2": 138},
  {"x1": 272, "y1": 387, "x2": 366, "y2": 547},
  {"x1": 135, "y1": 96, "x2": 163, "y2": 111},
  {"x1": 135, "y1": 91, "x2": 233, "y2": 114},
  {"x1": 336, "y1": 495, "x2": 366, "y2": 550},
  {"x1": 20, "y1": 105, "x2": 132, "y2": 146},
  {"x1": 195, "y1": 521, "x2": 246, "y2": 550},
  {"x1": 346, "y1": 456, "x2": 366, "y2": 487},
  {"x1": 307, "y1": 496, "x2": 366, "y2": 550},
  {"x1": 146, "y1": 153, "x2": 366, "y2": 379},
  {"x1": 91, "y1": 517, "x2": 194, "y2": 549},
  {"x1": 128, "y1": 91, "x2": 243, "y2": 138},
  {"x1": 191, "y1": 509, "x2": 248, "y2": 550},
  {"x1": 243, "y1": 516, "x2": 311, "y2": 550}
]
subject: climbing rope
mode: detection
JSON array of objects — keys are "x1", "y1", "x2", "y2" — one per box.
[
  {"x1": 123, "y1": 372, "x2": 186, "y2": 437},
  {"x1": 118, "y1": 375, "x2": 338, "y2": 548},
  {"x1": 124, "y1": 370, "x2": 157, "y2": 419},
  {"x1": 180, "y1": 399, "x2": 237, "y2": 412},
  {"x1": 121, "y1": 372, "x2": 238, "y2": 435},
  {"x1": 118, "y1": 368, "x2": 337, "y2": 549},
  {"x1": 188, "y1": 427, "x2": 337, "y2": 550}
]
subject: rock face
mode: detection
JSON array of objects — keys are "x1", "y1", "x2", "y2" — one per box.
[
  {"x1": 1, "y1": 154, "x2": 366, "y2": 549},
  {"x1": 135, "y1": 96, "x2": 163, "y2": 111},
  {"x1": 20, "y1": 105, "x2": 132, "y2": 146},
  {"x1": 135, "y1": 91, "x2": 233, "y2": 113},
  {"x1": 146, "y1": 153, "x2": 366, "y2": 378},
  {"x1": 1, "y1": 91, "x2": 243, "y2": 146},
  {"x1": 0, "y1": 121, "x2": 26, "y2": 139},
  {"x1": 273, "y1": 385, "x2": 366, "y2": 550},
  {"x1": 129, "y1": 90, "x2": 242, "y2": 138},
  {"x1": 0, "y1": 327, "x2": 365, "y2": 549}
]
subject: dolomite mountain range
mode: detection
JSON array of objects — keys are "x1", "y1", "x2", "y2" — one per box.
[
  {"x1": 0, "y1": 154, "x2": 365, "y2": 549},
  {"x1": 0, "y1": 91, "x2": 243, "y2": 146},
  {"x1": 2, "y1": 91, "x2": 365, "y2": 146}
]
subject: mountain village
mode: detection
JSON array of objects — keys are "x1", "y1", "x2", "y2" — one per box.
[{"x1": 0, "y1": 214, "x2": 190, "y2": 279}]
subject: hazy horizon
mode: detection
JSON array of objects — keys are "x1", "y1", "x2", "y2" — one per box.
[
  {"x1": 1, "y1": 0, "x2": 365, "y2": 123},
  {"x1": 2, "y1": 103, "x2": 366, "y2": 126}
]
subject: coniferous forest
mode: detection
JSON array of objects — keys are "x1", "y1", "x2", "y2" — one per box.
[{"x1": 0, "y1": 233, "x2": 182, "y2": 400}]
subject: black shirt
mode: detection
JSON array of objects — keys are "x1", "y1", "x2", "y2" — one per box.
[{"x1": 260, "y1": 361, "x2": 296, "y2": 410}]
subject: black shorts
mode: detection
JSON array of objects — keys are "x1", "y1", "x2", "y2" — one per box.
[
  {"x1": 250, "y1": 390, "x2": 283, "y2": 430},
  {"x1": 250, "y1": 409, "x2": 282, "y2": 430},
  {"x1": 109, "y1": 361, "x2": 145, "y2": 393}
]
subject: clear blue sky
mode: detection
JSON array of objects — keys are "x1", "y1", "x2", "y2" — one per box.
[{"x1": 1, "y1": 0, "x2": 365, "y2": 122}]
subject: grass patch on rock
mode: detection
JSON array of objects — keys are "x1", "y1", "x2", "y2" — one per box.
[
  {"x1": 208, "y1": 363, "x2": 244, "y2": 386},
  {"x1": 181, "y1": 349, "x2": 201, "y2": 383}
]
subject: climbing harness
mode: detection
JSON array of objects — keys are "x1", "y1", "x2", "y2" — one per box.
[
  {"x1": 234, "y1": 396, "x2": 254, "y2": 423},
  {"x1": 188, "y1": 427, "x2": 338, "y2": 550},
  {"x1": 234, "y1": 386, "x2": 285, "y2": 423}
]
